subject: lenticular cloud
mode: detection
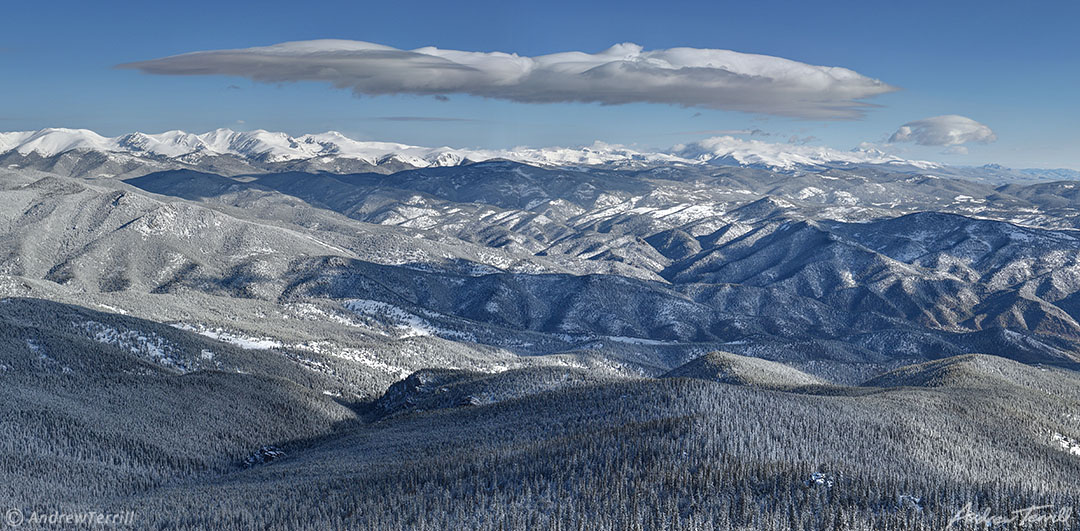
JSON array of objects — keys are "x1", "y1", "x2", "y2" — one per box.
[
  {"x1": 119, "y1": 40, "x2": 897, "y2": 119},
  {"x1": 889, "y1": 115, "x2": 997, "y2": 146}
]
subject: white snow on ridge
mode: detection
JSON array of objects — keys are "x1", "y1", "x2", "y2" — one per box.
[
  {"x1": 606, "y1": 335, "x2": 680, "y2": 346},
  {"x1": 1, "y1": 129, "x2": 113, "y2": 157},
  {"x1": 343, "y1": 299, "x2": 476, "y2": 341},
  {"x1": 171, "y1": 323, "x2": 284, "y2": 350},
  {"x1": 0, "y1": 127, "x2": 471, "y2": 165},
  {"x1": 0, "y1": 127, "x2": 938, "y2": 171},
  {"x1": 674, "y1": 136, "x2": 940, "y2": 171}
]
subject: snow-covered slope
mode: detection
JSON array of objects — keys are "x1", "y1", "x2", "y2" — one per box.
[
  {"x1": 0, "y1": 128, "x2": 115, "y2": 157},
  {"x1": 0, "y1": 127, "x2": 938, "y2": 171},
  {"x1": 674, "y1": 136, "x2": 940, "y2": 170},
  {"x1": 0, "y1": 127, "x2": 687, "y2": 168}
]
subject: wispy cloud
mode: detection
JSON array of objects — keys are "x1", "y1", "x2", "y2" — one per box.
[
  {"x1": 372, "y1": 116, "x2": 477, "y2": 122},
  {"x1": 118, "y1": 39, "x2": 898, "y2": 119},
  {"x1": 889, "y1": 115, "x2": 996, "y2": 146},
  {"x1": 788, "y1": 135, "x2": 819, "y2": 145},
  {"x1": 669, "y1": 128, "x2": 769, "y2": 136}
]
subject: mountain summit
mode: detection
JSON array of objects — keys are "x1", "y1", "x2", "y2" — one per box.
[{"x1": 1, "y1": 128, "x2": 940, "y2": 171}]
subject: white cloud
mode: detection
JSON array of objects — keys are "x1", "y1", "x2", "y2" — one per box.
[
  {"x1": 118, "y1": 39, "x2": 898, "y2": 119},
  {"x1": 671, "y1": 128, "x2": 769, "y2": 136},
  {"x1": 889, "y1": 115, "x2": 996, "y2": 146}
]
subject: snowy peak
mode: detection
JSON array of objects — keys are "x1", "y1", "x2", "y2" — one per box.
[
  {"x1": 0, "y1": 127, "x2": 476, "y2": 166},
  {"x1": 0, "y1": 128, "x2": 694, "y2": 169},
  {"x1": 0, "y1": 127, "x2": 939, "y2": 171},
  {"x1": 0, "y1": 128, "x2": 113, "y2": 157},
  {"x1": 115, "y1": 130, "x2": 210, "y2": 158},
  {"x1": 674, "y1": 136, "x2": 940, "y2": 171}
]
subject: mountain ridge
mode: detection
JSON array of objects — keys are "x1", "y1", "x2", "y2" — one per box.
[{"x1": 0, "y1": 127, "x2": 968, "y2": 172}]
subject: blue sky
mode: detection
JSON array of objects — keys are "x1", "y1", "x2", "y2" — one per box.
[{"x1": 1, "y1": 0, "x2": 1077, "y2": 168}]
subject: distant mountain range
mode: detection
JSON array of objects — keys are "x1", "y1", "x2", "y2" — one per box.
[{"x1": 6, "y1": 127, "x2": 1076, "y2": 178}]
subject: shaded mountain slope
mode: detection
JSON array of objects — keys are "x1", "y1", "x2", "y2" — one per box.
[{"x1": 662, "y1": 350, "x2": 827, "y2": 387}]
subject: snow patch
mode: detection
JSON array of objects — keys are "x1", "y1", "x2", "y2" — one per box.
[
  {"x1": 344, "y1": 299, "x2": 476, "y2": 341},
  {"x1": 77, "y1": 320, "x2": 195, "y2": 373},
  {"x1": 1052, "y1": 432, "x2": 1080, "y2": 456},
  {"x1": 171, "y1": 323, "x2": 283, "y2": 350}
]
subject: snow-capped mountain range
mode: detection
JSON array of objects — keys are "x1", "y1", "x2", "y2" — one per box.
[
  {"x1": 0, "y1": 127, "x2": 937, "y2": 171},
  {"x1": 672, "y1": 136, "x2": 938, "y2": 170}
]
